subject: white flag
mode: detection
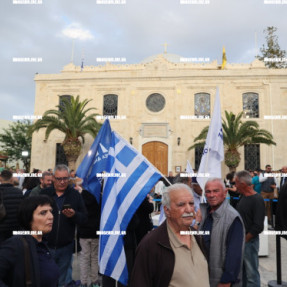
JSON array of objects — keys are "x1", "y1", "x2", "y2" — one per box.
[
  {"x1": 186, "y1": 160, "x2": 194, "y2": 174},
  {"x1": 197, "y1": 87, "x2": 224, "y2": 194}
]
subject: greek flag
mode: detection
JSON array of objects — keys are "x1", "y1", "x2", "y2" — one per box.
[
  {"x1": 76, "y1": 120, "x2": 112, "y2": 202},
  {"x1": 99, "y1": 131, "x2": 161, "y2": 285},
  {"x1": 197, "y1": 87, "x2": 224, "y2": 193}
]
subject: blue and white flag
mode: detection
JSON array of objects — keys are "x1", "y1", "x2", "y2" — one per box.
[
  {"x1": 99, "y1": 131, "x2": 161, "y2": 285},
  {"x1": 76, "y1": 120, "x2": 112, "y2": 202},
  {"x1": 197, "y1": 87, "x2": 224, "y2": 193}
]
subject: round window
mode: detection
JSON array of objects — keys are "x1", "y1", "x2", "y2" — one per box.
[{"x1": 146, "y1": 93, "x2": 166, "y2": 112}]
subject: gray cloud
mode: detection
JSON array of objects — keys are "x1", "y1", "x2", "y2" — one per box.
[{"x1": 0, "y1": 0, "x2": 286, "y2": 120}]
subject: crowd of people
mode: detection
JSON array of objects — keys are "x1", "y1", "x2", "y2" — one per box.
[{"x1": 0, "y1": 163, "x2": 286, "y2": 287}]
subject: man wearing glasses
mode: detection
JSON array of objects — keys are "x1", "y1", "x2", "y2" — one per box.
[{"x1": 41, "y1": 164, "x2": 87, "y2": 287}]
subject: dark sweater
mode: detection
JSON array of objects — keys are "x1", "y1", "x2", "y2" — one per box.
[
  {"x1": 0, "y1": 184, "x2": 23, "y2": 243},
  {"x1": 236, "y1": 193, "x2": 265, "y2": 237}
]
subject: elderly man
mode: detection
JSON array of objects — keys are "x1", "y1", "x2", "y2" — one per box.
[
  {"x1": 200, "y1": 178, "x2": 245, "y2": 287},
  {"x1": 130, "y1": 183, "x2": 209, "y2": 287},
  {"x1": 235, "y1": 170, "x2": 265, "y2": 287},
  {"x1": 40, "y1": 164, "x2": 87, "y2": 287}
]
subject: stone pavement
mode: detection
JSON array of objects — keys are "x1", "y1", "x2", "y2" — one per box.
[
  {"x1": 260, "y1": 235, "x2": 287, "y2": 287},
  {"x1": 72, "y1": 234, "x2": 287, "y2": 287}
]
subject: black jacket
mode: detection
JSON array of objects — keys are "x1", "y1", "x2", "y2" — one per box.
[
  {"x1": 276, "y1": 183, "x2": 287, "y2": 240},
  {"x1": 135, "y1": 197, "x2": 154, "y2": 244},
  {"x1": 0, "y1": 235, "x2": 41, "y2": 287},
  {"x1": 78, "y1": 189, "x2": 101, "y2": 239},
  {"x1": 40, "y1": 185, "x2": 88, "y2": 248},
  {"x1": 0, "y1": 184, "x2": 23, "y2": 243}
]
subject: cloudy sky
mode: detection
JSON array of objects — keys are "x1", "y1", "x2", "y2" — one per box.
[{"x1": 1, "y1": 0, "x2": 286, "y2": 121}]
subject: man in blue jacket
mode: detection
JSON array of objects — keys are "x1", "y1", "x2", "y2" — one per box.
[{"x1": 41, "y1": 164, "x2": 87, "y2": 287}]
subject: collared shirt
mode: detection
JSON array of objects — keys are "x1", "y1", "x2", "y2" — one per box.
[{"x1": 167, "y1": 223, "x2": 209, "y2": 287}]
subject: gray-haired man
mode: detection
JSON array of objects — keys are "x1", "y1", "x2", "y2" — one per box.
[
  {"x1": 40, "y1": 164, "x2": 87, "y2": 287},
  {"x1": 235, "y1": 170, "x2": 265, "y2": 287},
  {"x1": 130, "y1": 183, "x2": 209, "y2": 287},
  {"x1": 200, "y1": 178, "x2": 245, "y2": 287}
]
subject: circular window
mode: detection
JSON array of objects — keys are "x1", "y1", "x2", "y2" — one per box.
[{"x1": 146, "y1": 93, "x2": 166, "y2": 112}]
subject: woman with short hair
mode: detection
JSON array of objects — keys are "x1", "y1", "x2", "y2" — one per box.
[{"x1": 0, "y1": 195, "x2": 60, "y2": 287}]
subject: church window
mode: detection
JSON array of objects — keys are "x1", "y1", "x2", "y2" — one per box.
[
  {"x1": 244, "y1": 144, "x2": 260, "y2": 171},
  {"x1": 59, "y1": 95, "x2": 72, "y2": 112},
  {"x1": 243, "y1": 93, "x2": 259, "y2": 118},
  {"x1": 194, "y1": 93, "x2": 210, "y2": 117},
  {"x1": 103, "y1": 94, "x2": 118, "y2": 116},
  {"x1": 146, "y1": 93, "x2": 166, "y2": 112}
]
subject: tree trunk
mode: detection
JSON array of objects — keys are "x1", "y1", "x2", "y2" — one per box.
[
  {"x1": 224, "y1": 149, "x2": 241, "y2": 172},
  {"x1": 62, "y1": 138, "x2": 82, "y2": 171}
]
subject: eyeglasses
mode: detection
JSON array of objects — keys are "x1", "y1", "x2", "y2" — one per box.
[{"x1": 54, "y1": 177, "x2": 69, "y2": 182}]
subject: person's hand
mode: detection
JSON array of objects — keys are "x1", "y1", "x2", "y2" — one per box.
[
  {"x1": 62, "y1": 208, "x2": 75, "y2": 218},
  {"x1": 147, "y1": 194, "x2": 153, "y2": 203}
]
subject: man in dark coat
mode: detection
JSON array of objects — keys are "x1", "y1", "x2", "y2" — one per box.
[
  {"x1": 0, "y1": 170, "x2": 23, "y2": 243},
  {"x1": 40, "y1": 164, "x2": 87, "y2": 287}
]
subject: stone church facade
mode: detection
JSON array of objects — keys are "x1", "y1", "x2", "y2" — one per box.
[{"x1": 31, "y1": 54, "x2": 287, "y2": 176}]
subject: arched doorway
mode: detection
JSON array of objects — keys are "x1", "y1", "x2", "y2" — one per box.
[{"x1": 142, "y1": 141, "x2": 168, "y2": 176}]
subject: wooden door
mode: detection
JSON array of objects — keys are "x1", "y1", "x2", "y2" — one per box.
[{"x1": 142, "y1": 141, "x2": 168, "y2": 176}]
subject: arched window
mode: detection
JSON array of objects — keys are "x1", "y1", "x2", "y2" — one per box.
[
  {"x1": 194, "y1": 93, "x2": 210, "y2": 117},
  {"x1": 59, "y1": 95, "x2": 72, "y2": 112},
  {"x1": 244, "y1": 144, "x2": 260, "y2": 171},
  {"x1": 243, "y1": 93, "x2": 259, "y2": 118},
  {"x1": 103, "y1": 94, "x2": 118, "y2": 116}
]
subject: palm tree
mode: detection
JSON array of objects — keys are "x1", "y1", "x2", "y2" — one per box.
[
  {"x1": 188, "y1": 111, "x2": 276, "y2": 172},
  {"x1": 30, "y1": 96, "x2": 101, "y2": 170}
]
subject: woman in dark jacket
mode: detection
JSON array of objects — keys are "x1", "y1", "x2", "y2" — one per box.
[{"x1": 0, "y1": 195, "x2": 59, "y2": 287}]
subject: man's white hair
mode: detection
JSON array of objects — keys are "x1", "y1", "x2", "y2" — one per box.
[{"x1": 162, "y1": 183, "x2": 193, "y2": 208}]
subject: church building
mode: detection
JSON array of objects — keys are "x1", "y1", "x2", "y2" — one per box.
[{"x1": 31, "y1": 53, "x2": 287, "y2": 175}]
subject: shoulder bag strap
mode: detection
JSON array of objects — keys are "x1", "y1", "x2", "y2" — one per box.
[{"x1": 20, "y1": 237, "x2": 33, "y2": 287}]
